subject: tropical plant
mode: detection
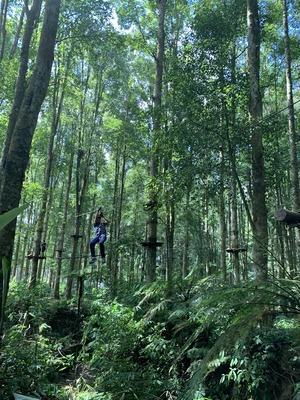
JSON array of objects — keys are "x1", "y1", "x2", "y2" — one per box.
[
  {"x1": 80, "y1": 287, "x2": 180, "y2": 400},
  {"x1": 172, "y1": 276, "x2": 300, "y2": 400}
]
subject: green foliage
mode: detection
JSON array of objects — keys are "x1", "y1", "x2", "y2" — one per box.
[
  {"x1": 1, "y1": 275, "x2": 299, "y2": 399},
  {"x1": 80, "y1": 291, "x2": 179, "y2": 399},
  {"x1": 1, "y1": 0, "x2": 300, "y2": 398},
  {"x1": 217, "y1": 326, "x2": 299, "y2": 399},
  {"x1": 174, "y1": 277, "x2": 300, "y2": 400},
  {"x1": 0, "y1": 204, "x2": 28, "y2": 232},
  {"x1": 0, "y1": 282, "x2": 85, "y2": 399},
  {"x1": 0, "y1": 319, "x2": 74, "y2": 399}
]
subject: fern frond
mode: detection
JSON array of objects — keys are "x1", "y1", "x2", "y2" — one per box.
[
  {"x1": 142, "y1": 298, "x2": 172, "y2": 324},
  {"x1": 134, "y1": 279, "x2": 167, "y2": 308},
  {"x1": 178, "y1": 277, "x2": 300, "y2": 399}
]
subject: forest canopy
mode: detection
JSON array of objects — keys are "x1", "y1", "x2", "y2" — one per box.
[{"x1": 0, "y1": 0, "x2": 299, "y2": 399}]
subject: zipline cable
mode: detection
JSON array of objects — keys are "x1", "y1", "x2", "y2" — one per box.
[{"x1": 75, "y1": 209, "x2": 98, "y2": 218}]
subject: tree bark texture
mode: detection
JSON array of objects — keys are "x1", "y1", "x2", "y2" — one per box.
[
  {"x1": 30, "y1": 63, "x2": 66, "y2": 288},
  {"x1": 0, "y1": 0, "x2": 8, "y2": 61},
  {"x1": 247, "y1": 0, "x2": 268, "y2": 281},
  {"x1": 182, "y1": 185, "x2": 191, "y2": 279},
  {"x1": 165, "y1": 200, "x2": 174, "y2": 288},
  {"x1": 0, "y1": 0, "x2": 61, "y2": 311},
  {"x1": 65, "y1": 147, "x2": 89, "y2": 299},
  {"x1": 54, "y1": 144, "x2": 74, "y2": 299},
  {"x1": 218, "y1": 146, "x2": 226, "y2": 282},
  {"x1": 146, "y1": 0, "x2": 166, "y2": 283},
  {"x1": 0, "y1": 0, "x2": 43, "y2": 171},
  {"x1": 282, "y1": 0, "x2": 300, "y2": 275},
  {"x1": 282, "y1": 0, "x2": 299, "y2": 211}
]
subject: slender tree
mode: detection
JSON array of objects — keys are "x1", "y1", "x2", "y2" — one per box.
[
  {"x1": 145, "y1": 0, "x2": 167, "y2": 283},
  {"x1": 282, "y1": 0, "x2": 299, "y2": 211},
  {"x1": 54, "y1": 140, "x2": 74, "y2": 299},
  {"x1": 281, "y1": 0, "x2": 299, "y2": 276},
  {"x1": 247, "y1": 0, "x2": 268, "y2": 281},
  {"x1": 29, "y1": 64, "x2": 66, "y2": 288},
  {"x1": 0, "y1": 0, "x2": 43, "y2": 169},
  {"x1": 0, "y1": 0, "x2": 61, "y2": 318},
  {"x1": 218, "y1": 146, "x2": 227, "y2": 281},
  {"x1": 0, "y1": 0, "x2": 8, "y2": 61}
]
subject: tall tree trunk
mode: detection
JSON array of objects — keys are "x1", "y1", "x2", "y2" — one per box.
[
  {"x1": 230, "y1": 171, "x2": 240, "y2": 284},
  {"x1": 182, "y1": 183, "x2": 191, "y2": 279},
  {"x1": 116, "y1": 143, "x2": 126, "y2": 243},
  {"x1": 37, "y1": 176, "x2": 55, "y2": 282},
  {"x1": 20, "y1": 202, "x2": 35, "y2": 280},
  {"x1": 12, "y1": 228, "x2": 21, "y2": 278},
  {"x1": 282, "y1": 0, "x2": 299, "y2": 210},
  {"x1": 108, "y1": 151, "x2": 120, "y2": 286},
  {"x1": 162, "y1": 147, "x2": 174, "y2": 286},
  {"x1": 65, "y1": 63, "x2": 95, "y2": 299},
  {"x1": 54, "y1": 143, "x2": 74, "y2": 299},
  {"x1": 115, "y1": 144, "x2": 126, "y2": 285},
  {"x1": 0, "y1": 0, "x2": 43, "y2": 169},
  {"x1": 165, "y1": 203, "x2": 174, "y2": 285},
  {"x1": 0, "y1": 0, "x2": 8, "y2": 61},
  {"x1": 145, "y1": 0, "x2": 166, "y2": 283},
  {"x1": 110, "y1": 142, "x2": 126, "y2": 294},
  {"x1": 0, "y1": 0, "x2": 61, "y2": 326},
  {"x1": 163, "y1": 127, "x2": 175, "y2": 291},
  {"x1": 218, "y1": 146, "x2": 226, "y2": 282},
  {"x1": 30, "y1": 71, "x2": 65, "y2": 288},
  {"x1": 282, "y1": 0, "x2": 299, "y2": 276},
  {"x1": 247, "y1": 0, "x2": 268, "y2": 281},
  {"x1": 204, "y1": 184, "x2": 210, "y2": 276},
  {"x1": 65, "y1": 146, "x2": 89, "y2": 300}
]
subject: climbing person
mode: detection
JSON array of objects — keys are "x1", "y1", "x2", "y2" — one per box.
[{"x1": 89, "y1": 207, "x2": 109, "y2": 264}]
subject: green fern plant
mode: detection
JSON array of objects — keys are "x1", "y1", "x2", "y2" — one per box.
[
  {"x1": 174, "y1": 277, "x2": 300, "y2": 400},
  {"x1": 129, "y1": 269, "x2": 300, "y2": 399}
]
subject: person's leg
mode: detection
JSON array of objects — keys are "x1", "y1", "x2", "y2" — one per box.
[
  {"x1": 99, "y1": 234, "x2": 107, "y2": 261},
  {"x1": 90, "y1": 236, "x2": 99, "y2": 259}
]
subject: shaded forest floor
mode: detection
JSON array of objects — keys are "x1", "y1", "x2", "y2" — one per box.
[{"x1": 1, "y1": 279, "x2": 300, "y2": 400}]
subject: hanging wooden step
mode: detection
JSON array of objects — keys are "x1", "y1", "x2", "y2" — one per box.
[
  {"x1": 226, "y1": 248, "x2": 247, "y2": 254},
  {"x1": 141, "y1": 241, "x2": 163, "y2": 247},
  {"x1": 26, "y1": 254, "x2": 46, "y2": 260}
]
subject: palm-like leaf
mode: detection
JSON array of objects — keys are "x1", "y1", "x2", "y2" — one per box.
[{"x1": 0, "y1": 204, "x2": 28, "y2": 231}]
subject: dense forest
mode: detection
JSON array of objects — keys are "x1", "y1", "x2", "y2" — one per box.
[{"x1": 0, "y1": 0, "x2": 300, "y2": 399}]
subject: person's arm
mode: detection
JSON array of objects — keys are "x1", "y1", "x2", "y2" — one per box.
[
  {"x1": 94, "y1": 211, "x2": 101, "y2": 226},
  {"x1": 102, "y1": 215, "x2": 109, "y2": 225}
]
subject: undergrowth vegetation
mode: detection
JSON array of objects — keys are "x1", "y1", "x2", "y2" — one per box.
[{"x1": 0, "y1": 275, "x2": 299, "y2": 400}]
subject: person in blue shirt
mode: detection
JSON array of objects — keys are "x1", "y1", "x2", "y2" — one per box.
[{"x1": 89, "y1": 208, "x2": 109, "y2": 264}]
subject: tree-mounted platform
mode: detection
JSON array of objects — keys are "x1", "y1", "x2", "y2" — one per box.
[
  {"x1": 71, "y1": 234, "x2": 83, "y2": 239},
  {"x1": 26, "y1": 254, "x2": 46, "y2": 260},
  {"x1": 226, "y1": 248, "x2": 247, "y2": 254},
  {"x1": 274, "y1": 208, "x2": 300, "y2": 226},
  {"x1": 141, "y1": 241, "x2": 163, "y2": 247}
]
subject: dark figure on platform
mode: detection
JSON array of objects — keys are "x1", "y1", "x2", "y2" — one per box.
[
  {"x1": 89, "y1": 207, "x2": 109, "y2": 264},
  {"x1": 40, "y1": 241, "x2": 46, "y2": 257}
]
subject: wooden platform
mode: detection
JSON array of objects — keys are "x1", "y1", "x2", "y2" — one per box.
[{"x1": 141, "y1": 241, "x2": 163, "y2": 247}]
